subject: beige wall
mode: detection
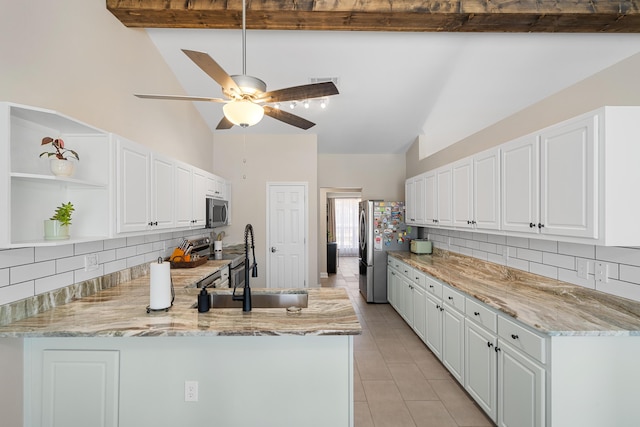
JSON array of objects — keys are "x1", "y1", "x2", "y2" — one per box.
[
  {"x1": 212, "y1": 134, "x2": 319, "y2": 287},
  {"x1": 407, "y1": 52, "x2": 640, "y2": 177},
  {"x1": 0, "y1": 0, "x2": 213, "y2": 171}
]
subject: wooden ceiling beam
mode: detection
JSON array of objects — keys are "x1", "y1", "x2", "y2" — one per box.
[{"x1": 106, "y1": 0, "x2": 640, "y2": 32}]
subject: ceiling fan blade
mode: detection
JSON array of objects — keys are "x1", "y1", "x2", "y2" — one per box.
[
  {"x1": 181, "y1": 49, "x2": 241, "y2": 97},
  {"x1": 216, "y1": 116, "x2": 234, "y2": 130},
  {"x1": 257, "y1": 82, "x2": 339, "y2": 104},
  {"x1": 135, "y1": 94, "x2": 226, "y2": 103},
  {"x1": 263, "y1": 106, "x2": 315, "y2": 130}
]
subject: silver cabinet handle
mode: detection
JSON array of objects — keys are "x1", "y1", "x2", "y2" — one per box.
[{"x1": 271, "y1": 247, "x2": 277, "y2": 253}]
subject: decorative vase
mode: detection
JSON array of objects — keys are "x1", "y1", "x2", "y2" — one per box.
[
  {"x1": 49, "y1": 159, "x2": 75, "y2": 177},
  {"x1": 44, "y1": 220, "x2": 70, "y2": 240}
]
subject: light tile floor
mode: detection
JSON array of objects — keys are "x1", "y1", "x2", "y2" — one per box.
[{"x1": 321, "y1": 257, "x2": 495, "y2": 427}]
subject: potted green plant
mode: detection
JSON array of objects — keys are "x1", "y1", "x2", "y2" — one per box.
[
  {"x1": 40, "y1": 137, "x2": 79, "y2": 177},
  {"x1": 44, "y1": 202, "x2": 75, "y2": 240}
]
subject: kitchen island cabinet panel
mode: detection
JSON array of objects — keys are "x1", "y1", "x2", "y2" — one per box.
[{"x1": 26, "y1": 336, "x2": 353, "y2": 427}]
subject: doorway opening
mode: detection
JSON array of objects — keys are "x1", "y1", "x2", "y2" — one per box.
[{"x1": 320, "y1": 188, "x2": 361, "y2": 278}]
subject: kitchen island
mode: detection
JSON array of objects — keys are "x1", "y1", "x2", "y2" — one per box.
[{"x1": 0, "y1": 260, "x2": 361, "y2": 427}]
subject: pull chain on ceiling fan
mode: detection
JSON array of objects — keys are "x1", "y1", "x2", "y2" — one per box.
[{"x1": 134, "y1": 0, "x2": 339, "y2": 130}]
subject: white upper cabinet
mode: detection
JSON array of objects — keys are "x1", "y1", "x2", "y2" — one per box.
[
  {"x1": 176, "y1": 162, "x2": 208, "y2": 228},
  {"x1": 150, "y1": 153, "x2": 175, "y2": 229},
  {"x1": 408, "y1": 106, "x2": 640, "y2": 246},
  {"x1": 436, "y1": 166, "x2": 453, "y2": 227},
  {"x1": 424, "y1": 171, "x2": 438, "y2": 225},
  {"x1": 473, "y1": 147, "x2": 501, "y2": 231},
  {"x1": 452, "y1": 157, "x2": 473, "y2": 228},
  {"x1": 539, "y1": 115, "x2": 596, "y2": 239},
  {"x1": 207, "y1": 175, "x2": 227, "y2": 200},
  {"x1": 117, "y1": 136, "x2": 151, "y2": 234},
  {"x1": 501, "y1": 134, "x2": 540, "y2": 234},
  {"x1": 0, "y1": 102, "x2": 114, "y2": 247},
  {"x1": 405, "y1": 175, "x2": 426, "y2": 225}
]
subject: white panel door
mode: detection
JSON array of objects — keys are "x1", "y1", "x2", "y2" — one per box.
[
  {"x1": 150, "y1": 153, "x2": 175, "y2": 229},
  {"x1": 268, "y1": 184, "x2": 306, "y2": 288},
  {"x1": 452, "y1": 158, "x2": 473, "y2": 228},
  {"x1": 192, "y1": 168, "x2": 208, "y2": 227},
  {"x1": 436, "y1": 166, "x2": 453, "y2": 226},
  {"x1": 424, "y1": 171, "x2": 438, "y2": 225},
  {"x1": 42, "y1": 350, "x2": 120, "y2": 427},
  {"x1": 540, "y1": 115, "x2": 597, "y2": 238},
  {"x1": 474, "y1": 147, "x2": 501, "y2": 231},
  {"x1": 405, "y1": 179, "x2": 416, "y2": 224},
  {"x1": 501, "y1": 134, "x2": 539, "y2": 233},
  {"x1": 414, "y1": 175, "x2": 426, "y2": 224},
  {"x1": 175, "y1": 163, "x2": 193, "y2": 227},
  {"x1": 465, "y1": 320, "x2": 498, "y2": 422},
  {"x1": 117, "y1": 137, "x2": 150, "y2": 233}
]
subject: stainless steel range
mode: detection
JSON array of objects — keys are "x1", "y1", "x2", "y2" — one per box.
[{"x1": 188, "y1": 237, "x2": 246, "y2": 289}]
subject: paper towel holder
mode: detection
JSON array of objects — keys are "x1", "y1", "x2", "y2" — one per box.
[{"x1": 146, "y1": 257, "x2": 175, "y2": 314}]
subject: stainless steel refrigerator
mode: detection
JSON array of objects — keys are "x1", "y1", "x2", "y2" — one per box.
[{"x1": 359, "y1": 200, "x2": 415, "y2": 303}]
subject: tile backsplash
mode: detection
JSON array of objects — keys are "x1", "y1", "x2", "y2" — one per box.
[
  {"x1": 422, "y1": 227, "x2": 640, "y2": 303},
  {"x1": 0, "y1": 229, "x2": 211, "y2": 308}
]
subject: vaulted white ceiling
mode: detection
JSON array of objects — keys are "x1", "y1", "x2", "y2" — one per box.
[{"x1": 145, "y1": 30, "x2": 640, "y2": 155}]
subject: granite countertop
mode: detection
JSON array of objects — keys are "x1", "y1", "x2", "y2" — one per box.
[
  {"x1": 0, "y1": 260, "x2": 361, "y2": 338},
  {"x1": 389, "y1": 251, "x2": 640, "y2": 336}
]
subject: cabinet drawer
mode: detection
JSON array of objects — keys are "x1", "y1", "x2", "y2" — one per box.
[
  {"x1": 443, "y1": 286, "x2": 466, "y2": 313},
  {"x1": 398, "y1": 262, "x2": 412, "y2": 278},
  {"x1": 465, "y1": 298, "x2": 497, "y2": 333},
  {"x1": 424, "y1": 276, "x2": 443, "y2": 299},
  {"x1": 411, "y1": 269, "x2": 426, "y2": 290},
  {"x1": 498, "y1": 316, "x2": 546, "y2": 364},
  {"x1": 387, "y1": 257, "x2": 394, "y2": 266}
]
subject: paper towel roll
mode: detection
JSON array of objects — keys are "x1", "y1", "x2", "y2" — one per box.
[{"x1": 149, "y1": 261, "x2": 172, "y2": 310}]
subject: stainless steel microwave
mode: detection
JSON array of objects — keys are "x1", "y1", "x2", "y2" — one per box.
[{"x1": 206, "y1": 197, "x2": 228, "y2": 228}]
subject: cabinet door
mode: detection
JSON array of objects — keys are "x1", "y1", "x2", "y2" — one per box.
[
  {"x1": 465, "y1": 320, "x2": 497, "y2": 422},
  {"x1": 175, "y1": 163, "x2": 193, "y2": 227},
  {"x1": 453, "y1": 158, "x2": 474, "y2": 228},
  {"x1": 405, "y1": 179, "x2": 416, "y2": 224},
  {"x1": 401, "y1": 275, "x2": 414, "y2": 327},
  {"x1": 117, "y1": 137, "x2": 150, "y2": 233},
  {"x1": 41, "y1": 350, "x2": 120, "y2": 427},
  {"x1": 497, "y1": 341, "x2": 545, "y2": 427},
  {"x1": 442, "y1": 306, "x2": 465, "y2": 384},
  {"x1": 150, "y1": 153, "x2": 175, "y2": 229},
  {"x1": 424, "y1": 171, "x2": 438, "y2": 225},
  {"x1": 192, "y1": 168, "x2": 208, "y2": 226},
  {"x1": 425, "y1": 293, "x2": 443, "y2": 359},
  {"x1": 387, "y1": 267, "x2": 397, "y2": 309},
  {"x1": 414, "y1": 176, "x2": 426, "y2": 224},
  {"x1": 412, "y1": 285, "x2": 427, "y2": 342},
  {"x1": 474, "y1": 147, "x2": 501, "y2": 230},
  {"x1": 437, "y1": 166, "x2": 453, "y2": 226},
  {"x1": 501, "y1": 134, "x2": 539, "y2": 233},
  {"x1": 540, "y1": 115, "x2": 597, "y2": 238}
]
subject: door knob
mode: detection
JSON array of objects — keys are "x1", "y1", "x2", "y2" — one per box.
[{"x1": 271, "y1": 247, "x2": 277, "y2": 253}]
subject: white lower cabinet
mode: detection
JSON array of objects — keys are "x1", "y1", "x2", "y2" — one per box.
[
  {"x1": 497, "y1": 340, "x2": 545, "y2": 427},
  {"x1": 39, "y1": 349, "x2": 120, "y2": 427},
  {"x1": 390, "y1": 261, "x2": 546, "y2": 427},
  {"x1": 465, "y1": 319, "x2": 498, "y2": 422}
]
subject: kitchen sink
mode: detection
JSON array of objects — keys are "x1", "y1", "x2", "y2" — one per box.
[{"x1": 196, "y1": 290, "x2": 308, "y2": 309}]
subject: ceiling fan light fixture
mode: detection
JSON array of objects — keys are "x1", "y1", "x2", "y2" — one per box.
[
  {"x1": 304, "y1": 100, "x2": 310, "y2": 109},
  {"x1": 230, "y1": 75, "x2": 267, "y2": 96},
  {"x1": 223, "y1": 100, "x2": 264, "y2": 128}
]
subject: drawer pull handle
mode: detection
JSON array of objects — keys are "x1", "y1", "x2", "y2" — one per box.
[
  {"x1": 448, "y1": 296, "x2": 453, "y2": 300},
  {"x1": 487, "y1": 342, "x2": 493, "y2": 348},
  {"x1": 529, "y1": 222, "x2": 536, "y2": 228},
  {"x1": 511, "y1": 334, "x2": 519, "y2": 340},
  {"x1": 474, "y1": 311, "x2": 480, "y2": 316},
  {"x1": 495, "y1": 346, "x2": 501, "y2": 353},
  {"x1": 429, "y1": 285, "x2": 434, "y2": 288}
]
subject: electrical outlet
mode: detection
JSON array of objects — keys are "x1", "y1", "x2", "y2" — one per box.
[
  {"x1": 595, "y1": 262, "x2": 609, "y2": 283},
  {"x1": 577, "y1": 259, "x2": 588, "y2": 279},
  {"x1": 185, "y1": 380, "x2": 198, "y2": 402},
  {"x1": 84, "y1": 254, "x2": 99, "y2": 272}
]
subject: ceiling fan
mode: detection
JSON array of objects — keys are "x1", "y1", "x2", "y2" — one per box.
[{"x1": 134, "y1": 1, "x2": 338, "y2": 130}]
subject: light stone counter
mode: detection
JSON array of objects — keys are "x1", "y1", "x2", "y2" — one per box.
[
  {"x1": 0, "y1": 259, "x2": 361, "y2": 337},
  {"x1": 390, "y1": 250, "x2": 640, "y2": 336}
]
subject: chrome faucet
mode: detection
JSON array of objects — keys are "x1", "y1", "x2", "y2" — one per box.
[{"x1": 232, "y1": 224, "x2": 257, "y2": 312}]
